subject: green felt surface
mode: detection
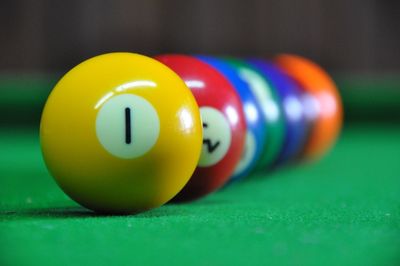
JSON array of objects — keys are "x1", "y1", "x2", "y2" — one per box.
[{"x1": 1, "y1": 125, "x2": 400, "y2": 266}]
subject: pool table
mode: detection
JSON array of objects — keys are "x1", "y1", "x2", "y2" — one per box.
[{"x1": 0, "y1": 75, "x2": 399, "y2": 265}]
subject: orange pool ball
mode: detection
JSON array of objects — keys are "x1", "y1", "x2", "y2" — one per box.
[{"x1": 275, "y1": 54, "x2": 343, "y2": 160}]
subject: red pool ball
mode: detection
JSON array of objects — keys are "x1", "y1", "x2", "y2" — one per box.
[{"x1": 155, "y1": 54, "x2": 246, "y2": 202}]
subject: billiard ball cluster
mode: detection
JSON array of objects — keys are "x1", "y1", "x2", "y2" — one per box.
[{"x1": 40, "y1": 53, "x2": 343, "y2": 214}]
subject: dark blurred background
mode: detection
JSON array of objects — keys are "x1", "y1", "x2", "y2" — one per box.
[
  {"x1": 0, "y1": 0, "x2": 399, "y2": 124},
  {"x1": 1, "y1": 0, "x2": 400, "y2": 72}
]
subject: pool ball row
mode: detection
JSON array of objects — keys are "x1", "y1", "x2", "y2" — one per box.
[{"x1": 40, "y1": 53, "x2": 343, "y2": 214}]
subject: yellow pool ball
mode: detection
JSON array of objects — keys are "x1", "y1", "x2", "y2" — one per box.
[{"x1": 40, "y1": 53, "x2": 203, "y2": 214}]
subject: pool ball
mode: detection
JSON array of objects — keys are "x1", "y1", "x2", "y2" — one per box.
[
  {"x1": 155, "y1": 54, "x2": 246, "y2": 201},
  {"x1": 198, "y1": 56, "x2": 268, "y2": 181},
  {"x1": 40, "y1": 53, "x2": 203, "y2": 214},
  {"x1": 275, "y1": 54, "x2": 343, "y2": 160},
  {"x1": 223, "y1": 58, "x2": 286, "y2": 170},
  {"x1": 248, "y1": 59, "x2": 308, "y2": 165},
  {"x1": 299, "y1": 90, "x2": 320, "y2": 142}
]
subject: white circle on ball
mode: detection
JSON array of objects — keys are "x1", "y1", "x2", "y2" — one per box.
[
  {"x1": 96, "y1": 93, "x2": 160, "y2": 159},
  {"x1": 233, "y1": 130, "x2": 256, "y2": 176},
  {"x1": 198, "y1": 107, "x2": 232, "y2": 167},
  {"x1": 239, "y1": 68, "x2": 280, "y2": 123}
]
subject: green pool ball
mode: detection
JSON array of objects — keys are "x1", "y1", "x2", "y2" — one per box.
[{"x1": 224, "y1": 58, "x2": 286, "y2": 170}]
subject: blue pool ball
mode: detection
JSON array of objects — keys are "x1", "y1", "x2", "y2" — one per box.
[
  {"x1": 198, "y1": 56, "x2": 268, "y2": 181},
  {"x1": 248, "y1": 59, "x2": 308, "y2": 165}
]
